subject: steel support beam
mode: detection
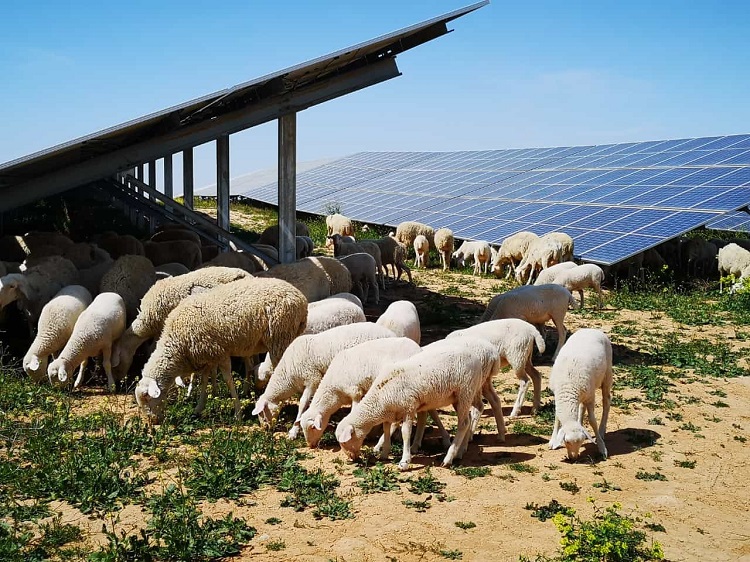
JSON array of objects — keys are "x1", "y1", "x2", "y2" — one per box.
[
  {"x1": 0, "y1": 58, "x2": 401, "y2": 212},
  {"x1": 182, "y1": 148, "x2": 194, "y2": 210},
  {"x1": 163, "y1": 154, "x2": 173, "y2": 199},
  {"x1": 278, "y1": 113, "x2": 297, "y2": 264},
  {"x1": 216, "y1": 135, "x2": 230, "y2": 233}
]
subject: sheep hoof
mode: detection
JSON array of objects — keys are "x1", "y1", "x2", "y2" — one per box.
[
  {"x1": 398, "y1": 461, "x2": 410, "y2": 471},
  {"x1": 287, "y1": 426, "x2": 300, "y2": 440}
]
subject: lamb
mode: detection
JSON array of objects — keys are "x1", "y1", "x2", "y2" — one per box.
[
  {"x1": 371, "y1": 236, "x2": 412, "y2": 282},
  {"x1": 112, "y1": 266, "x2": 251, "y2": 380},
  {"x1": 336, "y1": 336, "x2": 504, "y2": 469},
  {"x1": 480, "y1": 284, "x2": 576, "y2": 359},
  {"x1": 326, "y1": 213, "x2": 354, "y2": 237},
  {"x1": 203, "y1": 250, "x2": 259, "y2": 273},
  {"x1": 325, "y1": 234, "x2": 355, "y2": 249},
  {"x1": 447, "y1": 318, "x2": 545, "y2": 417},
  {"x1": 23, "y1": 285, "x2": 93, "y2": 383},
  {"x1": 257, "y1": 221, "x2": 311, "y2": 247},
  {"x1": 413, "y1": 235, "x2": 429, "y2": 268},
  {"x1": 555, "y1": 263, "x2": 605, "y2": 309},
  {"x1": 515, "y1": 237, "x2": 564, "y2": 285},
  {"x1": 492, "y1": 231, "x2": 538, "y2": 279},
  {"x1": 375, "y1": 300, "x2": 420, "y2": 344},
  {"x1": 433, "y1": 228, "x2": 454, "y2": 271},
  {"x1": 718, "y1": 243, "x2": 750, "y2": 291},
  {"x1": 394, "y1": 221, "x2": 435, "y2": 252},
  {"x1": 256, "y1": 256, "x2": 351, "y2": 302},
  {"x1": 338, "y1": 253, "x2": 379, "y2": 304},
  {"x1": 134, "y1": 277, "x2": 307, "y2": 423},
  {"x1": 47, "y1": 292, "x2": 127, "y2": 390},
  {"x1": 327, "y1": 234, "x2": 385, "y2": 289},
  {"x1": 310, "y1": 256, "x2": 354, "y2": 295},
  {"x1": 255, "y1": 293, "x2": 366, "y2": 383},
  {"x1": 533, "y1": 261, "x2": 578, "y2": 286},
  {"x1": 548, "y1": 329, "x2": 612, "y2": 460},
  {"x1": 99, "y1": 255, "x2": 157, "y2": 323},
  {"x1": 252, "y1": 322, "x2": 397, "y2": 439},
  {"x1": 144, "y1": 240, "x2": 202, "y2": 270},
  {"x1": 452, "y1": 240, "x2": 492, "y2": 275},
  {"x1": 0, "y1": 256, "x2": 79, "y2": 332},
  {"x1": 300, "y1": 337, "x2": 450, "y2": 450}
]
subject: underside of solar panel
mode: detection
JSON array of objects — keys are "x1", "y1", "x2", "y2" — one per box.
[{"x1": 244, "y1": 134, "x2": 750, "y2": 265}]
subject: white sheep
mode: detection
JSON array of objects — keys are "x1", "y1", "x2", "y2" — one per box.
[
  {"x1": 134, "y1": 277, "x2": 308, "y2": 423},
  {"x1": 327, "y1": 234, "x2": 385, "y2": 289},
  {"x1": 325, "y1": 234, "x2": 355, "y2": 249},
  {"x1": 336, "y1": 336, "x2": 504, "y2": 469},
  {"x1": 548, "y1": 329, "x2": 612, "y2": 460},
  {"x1": 434, "y1": 228, "x2": 454, "y2": 271},
  {"x1": 481, "y1": 284, "x2": 575, "y2": 359},
  {"x1": 413, "y1": 235, "x2": 429, "y2": 268},
  {"x1": 556, "y1": 263, "x2": 605, "y2": 309},
  {"x1": 99, "y1": 255, "x2": 157, "y2": 323},
  {"x1": 546, "y1": 232, "x2": 574, "y2": 262},
  {"x1": 47, "y1": 292, "x2": 127, "y2": 390},
  {"x1": 447, "y1": 318, "x2": 546, "y2": 417},
  {"x1": 515, "y1": 237, "x2": 564, "y2": 285},
  {"x1": 533, "y1": 261, "x2": 578, "y2": 286},
  {"x1": 325, "y1": 213, "x2": 354, "y2": 237},
  {"x1": 256, "y1": 256, "x2": 351, "y2": 302},
  {"x1": 23, "y1": 285, "x2": 93, "y2": 383},
  {"x1": 452, "y1": 240, "x2": 492, "y2": 275},
  {"x1": 718, "y1": 243, "x2": 750, "y2": 292},
  {"x1": 394, "y1": 221, "x2": 435, "y2": 253},
  {"x1": 252, "y1": 322, "x2": 396, "y2": 439},
  {"x1": 375, "y1": 300, "x2": 420, "y2": 344},
  {"x1": 338, "y1": 252, "x2": 379, "y2": 304},
  {"x1": 492, "y1": 231, "x2": 538, "y2": 279}
]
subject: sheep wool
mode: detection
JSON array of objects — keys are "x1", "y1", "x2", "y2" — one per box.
[
  {"x1": 100, "y1": 255, "x2": 157, "y2": 323},
  {"x1": 326, "y1": 213, "x2": 354, "y2": 237},
  {"x1": 375, "y1": 300, "x2": 421, "y2": 344},
  {"x1": 433, "y1": 228, "x2": 454, "y2": 271},
  {"x1": 492, "y1": 231, "x2": 538, "y2": 279}
]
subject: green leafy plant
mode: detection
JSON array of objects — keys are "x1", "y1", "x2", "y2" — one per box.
[
  {"x1": 353, "y1": 463, "x2": 400, "y2": 494},
  {"x1": 674, "y1": 459, "x2": 697, "y2": 469},
  {"x1": 278, "y1": 464, "x2": 352, "y2": 521},
  {"x1": 524, "y1": 500, "x2": 575, "y2": 522},
  {"x1": 559, "y1": 481, "x2": 580, "y2": 494},
  {"x1": 402, "y1": 499, "x2": 431, "y2": 512},
  {"x1": 454, "y1": 521, "x2": 476, "y2": 530},
  {"x1": 406, "y1": 468, "x2": 446, "y2": 495},
  {"x1": 440, "y1": 548, "x2": 463, "y2": 560},
  {"x1": 635, "y1": 471, "x2": 667, "y2": 482},
  {"x1": 452, "y1": 466, "x2": 491, "y2": 479},
  {"x1": 266, "y1": 539, "x2": 286, "y2": 551}
]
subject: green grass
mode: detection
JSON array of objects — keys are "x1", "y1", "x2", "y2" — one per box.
[
  {"x1": 266, "y1": 539, "x2": 286, "y2": 551},
  {"x1": 674, "y1": 459, "x2": 697, "y2": 469},
  {"x1": 454, "y1": 521, "x2": 476, "y2": 530},
  {"x1": 406, "y1": 468, "x2": 447, "y2": 495},
  {"x1": 402, "y1": 499, "x2": 431, "y2": 512},
  {"x1": 452, "y1": 466, "x2": 491, "y2": 479},
  {"x1": 635, "y1": 471, "x2": 668, "y2": 482},
  {"x1": 558, "y1": 481, "x2": 580, "y2": 494},
  {"x1": 278, "y1": 464, "x2": 352, "y2": 521},
  {"x1": 353, "y1": 463, "x2": 400, "y2": 494},
  {"x1": 524, "y1": 500, "x2": 575, "y2": 522},
  {"x1": 592, "y1": 479, "x2": 622, "y2": 492},
  {"x1": 440, "y1": 548, "x2": 464, "y2": 560}
]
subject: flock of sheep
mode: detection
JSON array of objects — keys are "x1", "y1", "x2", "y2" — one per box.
[{"x1": 1, "y1": 211, "x2": 748, "y2": 468}]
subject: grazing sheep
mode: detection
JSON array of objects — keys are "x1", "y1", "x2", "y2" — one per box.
[
  {"x1": 452, "y1": 240, "x2": 492, "y2": 275},
  {"x1": 77, "y1": 255, "x2": 115, "y2": 296},
  {"x1": 375, "y1": 300, "x2": 420, "y2": 344},
  {"x1": 326, "y1": 213, "x2": 354, "y2": 237},
  {"x1": 257, "y1": 222, "x2": 311, "y2": 247},
  {"x1": 371, "y1": 236, "x2": 412, "y2": 282},
  {"x1": 252, "y1": 322, "x2": 396, "y2": 439},
  {"x1": 394, "y1": 221, "x2": 435, "y2": 253},
  {"x1": 481, "y1": 284, "x2": 575, "y2": 359},
  {"x1": 0, "y1": 256, "x2": 79, "y2": 332},
  {"x1": 256, "y1": 256, "x2": 351, "y2": 302},
  {"x1": 447, "y1": 318, "x2": 545, "y2": 417},
  {"x1": 434, "y1": 228, "x2": 454, "y2": 271},
  {"x1": 556, "y1": 264, "x2": 605, "y2": 309},
  {"x1": 23, "y1": 285, "x2": 93, "y2": 383},
  {"x1": 533, "y1": 261, "x2": 578, "y2": 286},
  {"x1": 93, "y1": 233, "x2": 144, "y2": 259},
  {"x1": 328, "y1": 234, "x2": 385, "y2": 289},
  {"x1": 202, "y1": 251, "x2": 259, "y2": 274},
  {"x1": 339, "y1": 253, "x2": 379, "y2": 305},
  {"x1": 325, "y1": 235, "x2": 355, "y2": 249},
  {"x1": 310, "y1": 256, "x2": 354, "y2": 295},
  {"x1": 717, "y1": 243, "x2": 750, "y2": 291},
  {"x1": 47, "y1": 292, "x2": 127, "y2": 390},
  {"x1": 546, "y1": 232, "x2": 574, "y2": 262},
  {"x1": 548, "y1": 329, "x2": 613, "y2": 460},
  {"x1": 515, "y1": 237, "x2": 564, "y2": 285},
  {"x1": 99, "y1": 255, "x2": 157, "y2": 323},
  {"x1": 144, "y1": 240, "x2": 202, "y2": 270},
  {"x1": 413, "y1": 235, "x2": 429, "y2": 268},
  {"x1": 492, "y1": 231, "x2": 538, "y2": 279},
  {"x1": 135, "y1": 277, "x2": 308, "y2": 423},
  {"x1": 336, "y1": 336, "x2": 503, "y2": 469}
]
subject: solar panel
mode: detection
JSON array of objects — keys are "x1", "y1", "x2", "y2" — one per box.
[
  {"x1": 239, "y1": 133, "x2": 750, "y2": 265},
  {"x1": 705, "y1": 210, "x2": 750, "y2": 232}
]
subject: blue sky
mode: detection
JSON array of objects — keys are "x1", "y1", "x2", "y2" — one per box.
[{"x1": 2, "y1": 0, "x2": 749, "y2": 192}]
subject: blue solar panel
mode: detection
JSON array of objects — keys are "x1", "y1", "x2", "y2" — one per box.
[{"x1": 706, "y1": 211, "x2": 750, "y2": 232}]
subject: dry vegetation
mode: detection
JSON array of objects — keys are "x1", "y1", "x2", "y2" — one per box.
[{"x1": 1, "y1": 200, "x2": 749, "y2": 561}]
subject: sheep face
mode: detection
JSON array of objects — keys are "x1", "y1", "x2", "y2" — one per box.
[
  {"x1": 251, "y1": 395, "x2": 279, "y2": 427},
  {"x1": 335, "y1": 420, "x2": 366, "y2": 460},
  {"x1": 23, "y1": 353, "x2": 46, "y2": 383},
  {"x1": 46, "y1": 359, "x2": 71, "y2": 386},
  {"x1": 0, "y1": 279, "x2": 21, "y2": 308},
  {"x1": 300, "y1": 410, "x2": 326, "y2": 448},
  {"x1": 134, "y1": 377, "x2": 166, "y2": 423},
  {"x1": 551, "y1": 422, "x2": 595, "y2": 460}
]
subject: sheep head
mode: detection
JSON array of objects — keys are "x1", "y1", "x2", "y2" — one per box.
[
  {"x1": 23, "y1": 353, "x2": 47, "y2": 383},
  {"x1": 300, "y1": 410, "x2": 326, "y2": 448},
  {"x1": 335, "y1": 416, "x2": 366, "y2": 460},
  {"x1": 134, "y1": 376, "x2": 166, "y2": 424},
  {"x1": 551, "y1": 422, "x2": 595, "y2": 460}
]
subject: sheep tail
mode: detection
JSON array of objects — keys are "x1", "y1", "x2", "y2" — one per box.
[{"x1": 533, "y1": 330, "x2": 546, "y2": 355}]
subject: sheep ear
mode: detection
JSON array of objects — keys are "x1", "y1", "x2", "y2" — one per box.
[
  {"x1": 313, "y1": 413, "x2": 323, "y2": 431},
  {"x1": 338, "y1": 424, "x2": 354, "y2": 443},
  {"x1": 147, "y1": 380, "x2": 161, "y2": 398},
  {"x1": 57, "y1": 366, "x2": 68, "y2": 382},
  {"x1": 550, "y1": 428, "x2": 565, "y2": 450},
  {"x1": 28, "y1": 356, "x2": 40, "y2": 371},
  {"x1": 175, "y1": 376, "x2": 187, "y2": 388},
  {"x1": 252, "y1": 397, "x2": 267, "y2": 416},
  {"x1": 189, "y1": 285, "x2": 210, "y2": 295},
  {"x1": 583, "y1": 428, "x2": 596, "y2": 443}
]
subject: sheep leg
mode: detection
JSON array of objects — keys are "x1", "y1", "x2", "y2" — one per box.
[
  {"x1": 218, "y1": 360, "x2": 242, "y2": 421},
  {"x1": 102, "y1": 345, "x2": 116, "y2": 392},
  {"x1": 548, "y1": 416, "x2": 562, "y2": 449},
  {"x1": 482, "y1": 381, "x2": 505, "y2": 442},
  {"x1": 577, "y1": 403, "x2": 585, "y2": 424},
  {"x1": 458, "y1": 394, "x2": 485, "y2": 458},
  {"x1": 429, "y1": 410, "x2": 452, "y2": 449},
  {"x1": 73, "y1": 358, "x2": 88, "y2": 389},
  {"x1": 585, "y1": 402, "x2": 607, "y2": 459},
  {"x1": 578, "y1": 289, "x2": 585, "y2": 309},
  {"x1": 510, "y1": 375, "x2": 530, "y2": 418},
  {"x1": 194, "y1": 369, "x2": 210, "y2": 416},
  {"x1": 398, "y1": 415, "x2": 414, "y2": 470},
  {"x1": 599, "y1": 374, "x2": 612, "y2": 440},
  {"x1": 373, "y1": 422, "x2": 398, "y2": 459},
  {"x1": 526, "y1": 361, "x2": 542, "y2": 414},
  {"x1": 411, "y1": 411, "x2": 428, "y2": 453},
  {"x1": 372, "y1": 275, "x2": 380, "y2": 304},
  {"x1": 288, "y1": 386, "x2": 314, "y2": 440},
  {"x1": 552, "y1": 319, "x2": 567, "y2": 360}
]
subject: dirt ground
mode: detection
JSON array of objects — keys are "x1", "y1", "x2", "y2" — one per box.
[{"x1": 44, "y1": 261, "x2": 750, "y2": 562}]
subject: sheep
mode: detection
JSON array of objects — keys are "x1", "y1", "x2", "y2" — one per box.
[
  {"x1": 203, "y1": 251, "x2": 259, "y2": 274},
  {"x1": 336, "y1": 336, "x2": 504, "y2": 469},
  {"x1": 112, "y1": 266, "x2": 251, "y2": 380},
  {"x1": 310, "y1": 256, "x2": 353, "y2": 295},
  {"x1": 433, "y1": 228, "x2": 454, "y2": 271},
  {"x1": 93, "y1": 233, "x2": 144, "y2": 259},
  {"x1": 248, "y1": 244, "x2": 279, "y2": 269},
  {"x1": 47, "y1": 292, "x2": 127, "y2": 390},
  {"x1": 492, "y1": 231, "x2": 538, "y2": 279},
  {"x1": 99, "y1": 255, "x2": 157, "y2": 323},
  {"x1": 201, "y1": 244, "x2": 220, "y2": 263},
  {"x1": 680, "y1": 238, "x2": 717, "y2": 278},
  {"x1": 555, "y1": 264, "x2": 605, "y2": 309},
  {"x1": 252, "y1": 322, "x2": 397, "y2": 439},
  {"x1": 327, "y1": 234, "x2": 385, "y2": 289},
  {"x1": 135, "y1": 277, "x2": 308, "y2": 423},
  {"x1": 371, "y1": 236, "x2": 412, "y2": 283},
  {"x1": 326, "y1": 213, "x2": 354, "y2": 237},
  {"x1": 0, "y1": 256, "x2": 79, "y2": 332},
  {"x1": 447, "y1": 318, "x2": 545, "y2": 417},
  {"x1": 23, "y1": 285, "x2": 93, "y2": 383},
  {"x1": 300, "y1": 337, "x2": 451, "y2": 450},
  {"x1": 77, "y1": 255, "x2": 115, "y2": 296},
  {"x1": 325, "y1": 234, "x2": 355, "y2": 249},
  {"x1": 413, "y1": 235, "x2": 429, "y2": 268},
  {"x1": 297, "y1": 235, "x2": 314, "y2": 258},
  {"x1": 515, "y1": 237, "x2": 564, "y2": 285},
  {"x1": 150, "y1": 229, "x2": 202, "y2": 246},
  {"x1": 452, "y1": 240, "x2": 492, "y2": 275},
  {"x1": 375, "y1": 300, "x2": 420, "y2": 344},
  {"x1": 533, "y1": 261, "x2": 578, "y2": 286},
  {"x1": 144, "y1": 240, "x2": 202, "y2": 270},
  {"x1": 62, "y1": 243, "x2": 112, "y2": 270},
  {"x1": 718, "y1": 243, "x2": 750, "y2": 292},
  {"x1": 394, "y1": 221, "x2": 435, "y2": 253},
  {"x1": 480, "y1": 284, "x2": 575, "y2": 359},
  {"x1": 257, "y1": 221, "x2": 311, "y2": 247},
  {"x1": 338, "y1": 253, "x2": 379, "y2": 305},
  {"x1": 256, "y1": 256, "x2": 348, "y2": 302},
  {"x1": 155, "y1": 262, "x2": 191, "y2": 279},
  {"x1": 23, "y1": 231, "x2": 74, "y2": 253},
  {"x1": 255, "y1": 293, "x2": 367, "y2": 383},
  {"x1": 546, "y1": 232, "x2": 574, "y2": 262},
  {"x1": 548, "y1": 329, "x2": 612, "y2": 460}
]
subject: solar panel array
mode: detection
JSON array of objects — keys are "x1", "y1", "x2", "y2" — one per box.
[
  {"x1": 245, "y1": 134, "x2": 750, "y2": 265},
  {"x1": 705, "y1": 210, "x2": 750, "y2": 232}
]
